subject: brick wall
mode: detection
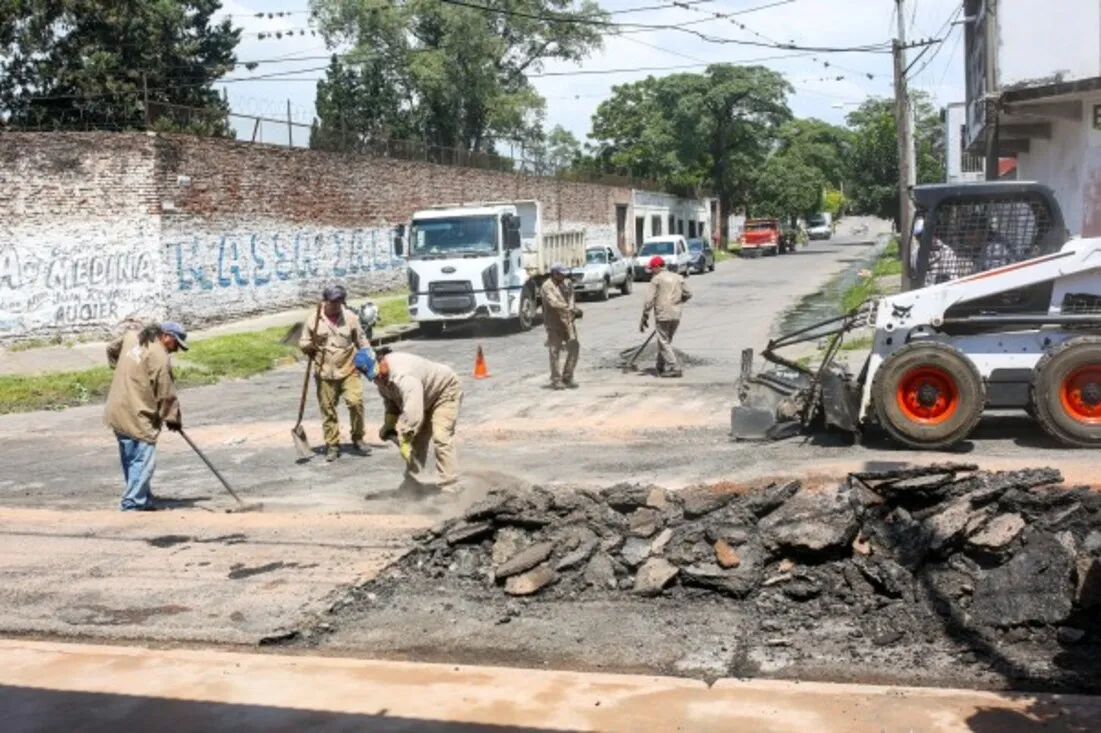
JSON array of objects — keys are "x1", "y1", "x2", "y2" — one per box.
[
  {"x1": 0, "y1": 133, "x2": 163, "y2": 342},
  {"x1": 0, "y1": 132, "x2": 635, "y2": 343}
]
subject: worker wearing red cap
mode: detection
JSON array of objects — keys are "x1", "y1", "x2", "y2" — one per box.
[{"x1": 640, "y1": 256, "x2": 692, "y2": 377}]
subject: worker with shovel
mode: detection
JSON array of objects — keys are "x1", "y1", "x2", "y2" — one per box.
[
  {"x1": 104, "y1": 322, "x2": 186, "y2": 511},
  {"x1": 299, "y1": 285, "x2": 372, "y2": 462},
  {"x1": 353, "y1": 347, "x2": 464, "y2": 494},
  {"x1": 640, "y1": 256, "x2": 692, "y2": 378},
  {"x1": 541, "y1": 263, "x2": 583, "y2": 390}
]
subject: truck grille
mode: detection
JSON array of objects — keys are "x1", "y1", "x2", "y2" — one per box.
[{"x1": 428, "y1": 281, "x2": 475, "y2": 315}]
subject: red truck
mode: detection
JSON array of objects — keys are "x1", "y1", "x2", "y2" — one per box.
[{"x1": 738, "y1": 218, "x2": 782, "y2": 257}]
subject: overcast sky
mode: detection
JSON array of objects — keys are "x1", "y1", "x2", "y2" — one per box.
[{"x1": 214, "y1": 0, "x2": 966, "y2": 150}]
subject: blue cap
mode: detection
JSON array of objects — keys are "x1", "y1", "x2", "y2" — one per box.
[
  {"x1": 160, "y1": 321, "x2": 189, "y2": 351},
  {"x1": 353, "y1": 347, "x2": 378, "y2": 379},
  {"x1": 550, "y1": 263, "x2": 568, "y2": 274}
]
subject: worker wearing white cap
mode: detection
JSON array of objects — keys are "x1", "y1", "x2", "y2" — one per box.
[{"x1": 540, "y1": 263, "x2": 582, "y2": 389}]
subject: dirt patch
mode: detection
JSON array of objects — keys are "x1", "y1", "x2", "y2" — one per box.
[
  {"x1": 296, "y1": 465, "x2": 1101, "y2": 692},
  {"x1": 146, "y1": 534, "x2": 192, "y2": 548}
]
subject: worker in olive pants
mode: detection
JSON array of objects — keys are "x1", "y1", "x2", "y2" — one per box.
[{"x1": 640, "y1": 256, "x2": 692, "y2": 378}]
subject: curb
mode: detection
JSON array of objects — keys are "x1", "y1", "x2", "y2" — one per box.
[{"x1": 371, "y1": 323, "x2": 420, "y2": 346}]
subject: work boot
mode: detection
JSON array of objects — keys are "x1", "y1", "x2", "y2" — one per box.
[
  {"x1": 437, "y1": 479, "x2": 463, "y2": 495},
  {"x1": 660, "y1": 370, "x2": 684, "y2": 379},
  {"x1": 351, "y1": 440, "x2": 372, "y2": 456},
  {"x1": 550, "y1": 381, "x2": 565, "y2": 391},
  {"x1": 563, "y1": 379, "x2": 579, "y2": 389},
  {"x1": 325, "y1": 446, "x2": 340, "y2": 462}
]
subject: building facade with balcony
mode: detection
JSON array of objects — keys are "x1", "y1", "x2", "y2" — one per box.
[{"x1": 963, "y1": 0, "x2": 1101, "y2": 235}]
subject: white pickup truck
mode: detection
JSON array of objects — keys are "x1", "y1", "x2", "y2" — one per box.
[{"x1": 571, "y1": 245, "x2": 634, "y2": 300}]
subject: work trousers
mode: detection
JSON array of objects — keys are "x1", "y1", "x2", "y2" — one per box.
[
  {"x1": 655, "y1": 319, "x2": 681, "y2": 373},
  {"x1": 406, "y1": 388, "x2": 463, "y2": 487},
  {"x1": 548, "y1": 339, "x2": 580, "y2": 385},
  {"x1": 316, "y1": 373, "x2": 365, "y2": 448},
  {"x1": 116, "y1": 432, "x2": 157, "y2": 511}
]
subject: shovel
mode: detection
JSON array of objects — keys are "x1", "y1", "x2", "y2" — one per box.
[
  {"x1": 291, "y1": 303, "x2": 322, "y2": 459},
  {"x1": 178, "y1": 430, "x2": 263, "y2": 513}
]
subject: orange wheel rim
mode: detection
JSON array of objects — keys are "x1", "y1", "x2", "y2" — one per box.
[
  {"x1": 896, "y1": 366, "x2": 960, "y2": 425},
  {"x1": 1060, "y1": 365, "x2": 1101, "y2": 423}
]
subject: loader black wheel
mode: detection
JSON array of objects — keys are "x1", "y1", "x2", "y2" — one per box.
[
  {"x1": 1031, "y1": 337, "x2": 1101, "y2": 447},
  {"x1": 872, "y1": 342, "x2": 984, "y2": 450}
]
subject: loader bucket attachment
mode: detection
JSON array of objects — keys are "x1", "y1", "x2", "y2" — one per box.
[{"x1": 731, "y1": 350, "x2": 811, "y2": 441}]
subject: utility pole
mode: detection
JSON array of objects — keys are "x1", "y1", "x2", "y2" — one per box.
[{"x1": 893, "y1": 0, "x2": 916, "y2": 290}]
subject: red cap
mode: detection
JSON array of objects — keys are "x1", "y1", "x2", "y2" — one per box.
[{"x1": 648, "y1": 256, "x2": 665, "y2": 270}]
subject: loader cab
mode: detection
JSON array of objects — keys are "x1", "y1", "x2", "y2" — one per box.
[{"x1": 909, "y1": 182, "x2": 1069, "y2": 325}]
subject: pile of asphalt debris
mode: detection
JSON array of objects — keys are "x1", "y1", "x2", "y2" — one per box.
[
  {"x1": 366, "y1": 464, "x2": 1101, "y2": 648},
  {"x1": 600, "y1": 342, "x2": 710, "y2": 370}
]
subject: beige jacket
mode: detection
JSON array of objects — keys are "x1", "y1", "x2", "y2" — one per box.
[
  {"x1": 299, "y1": 306, "x2": 369, "y2": 380},
  {"x1": 644, "y1": 270, "x2": 692, "y2": 323},
  {"x1": 375, "y1": 352, "x2": 462, "y2": 437},
  {"x1": 540, "y1": 277, "x2": 577, "y2": 342},
  {"x1": 104, "y1": 331, "x2": 181, "y2": 443}
]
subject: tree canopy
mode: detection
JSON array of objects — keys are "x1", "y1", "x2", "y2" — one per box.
[
  {"x1": 588, "y1": 64, "x2": 793, "y2": 233},
  {"x1": 0, "y1": 0, "x2": 239, "y2": 135},
  {"x1": 844, "y1": 94, "x2": 945, "y2": 223},
  {"x1": 309, "y1": 0, "x2": 605, "y2": 154}
]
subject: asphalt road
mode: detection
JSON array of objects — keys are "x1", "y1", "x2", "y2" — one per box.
[{"x1": 0, "y1": 221, "x2": 1093, "y2": 650}]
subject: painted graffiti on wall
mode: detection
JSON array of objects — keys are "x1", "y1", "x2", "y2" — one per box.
[
  {"x1": 0, "y1": 223, "x2": 161, "y2": 338},
  {"x1": 172, "y1": 226, "x2": 403, "y2": 292}
]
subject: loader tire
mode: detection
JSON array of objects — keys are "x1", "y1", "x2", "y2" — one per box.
[
  {"x1": 1031, "y1": 336, "x2": 1101, "y2": 447},
  {"x1": 872, "y1": 342, "x2": 984, "y2": 450}
]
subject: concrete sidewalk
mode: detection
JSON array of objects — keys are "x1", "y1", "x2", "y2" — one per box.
[{"x1": 4, "y1": 640, "x2": 1100, "y2": 732}]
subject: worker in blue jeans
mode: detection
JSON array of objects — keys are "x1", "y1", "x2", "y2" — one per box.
[{"x1": 104, "y1": 322, "x2": 187, "y2": 511}]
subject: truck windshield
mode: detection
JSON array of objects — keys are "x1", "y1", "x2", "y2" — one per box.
[
  {"x1": 410, "y1": 216, "x2": 498, "y2": 256},
  {"x1": 640, "y1": 241, "x2": 675, "y2": 256},
  {"x1": 585, "y1": 250, "x2": 607, "y2": 264}
]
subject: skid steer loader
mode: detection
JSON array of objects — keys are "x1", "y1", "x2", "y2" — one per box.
[{"x1": 732, "y1": 181, "x2": 1101, "y2": 449}]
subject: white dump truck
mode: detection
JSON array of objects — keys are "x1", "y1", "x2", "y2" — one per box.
[{"x1": 394, "y1": 200, "x2": 586, "y2": 336}]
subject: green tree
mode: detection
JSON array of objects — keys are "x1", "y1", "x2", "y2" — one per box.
[
  {"x1": 310, "y1": 0, "x2": 605, "y2": 154},
  {"x1": 0, "y1": 0, "x2": 240, "y2": 135},
  {"x1": 310, "y1": 54, "x2": 413, "y2": 152},
  {"x1": 844, "y1": 94, "x2": 944, "y2": 223},
  {"x1": 774, "y1": 118, "x2": 852, "y2": 190},
  {"x1": 588, "y1": 65, "x2": 792, "y2": 235},
  {"x1": 527, "y1": 124, "x2": 582, "y2": 174},
  {"x1": 752, "y1": 155, "x2": 826, "y2": 221}
]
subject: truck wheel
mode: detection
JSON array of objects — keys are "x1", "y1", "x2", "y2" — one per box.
[
  {"x1": 598, "y1": 279, "x2": 610, "y2": 301},
  {"x1": 620, "y1": 274, "x2": 633, "y2": 295},
  {"x1": 517, "y1": 285, "x2": 536, "y2": 332},
  {"x1": 1031, "y1": 336, "x2": 1101, "y2": 447},
  {"x1": 872, "y1": 342, "x2": 984, "y2": 450},
  {"x1": 419, "y1": 322, "x2": 444, "y2": 338}
]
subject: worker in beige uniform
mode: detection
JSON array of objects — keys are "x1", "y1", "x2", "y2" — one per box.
[
  {"x1": 540, "y1": 263, "x2": 583, "y2": 389},
  {"x1": 640, "y1": 256, "x2": 692, "y2": 378},
  {"x1": 354, "y1": 347, "x2": 464, "y2": 493},
  {"x1": 300, "y1": 284, "x2": 371, "y2": 462},
  {"x1": 104, "y1": 321, "x2": 186, "y2": 511}
]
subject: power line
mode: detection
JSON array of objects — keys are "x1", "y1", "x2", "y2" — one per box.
[
  {"x1": 433, "y1": 0, "x2": 892, "y2": 54},
  {"x1": 906, "y1": 6, "x2": 961, "y2": 79}
]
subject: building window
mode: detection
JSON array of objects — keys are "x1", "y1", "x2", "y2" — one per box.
[
  {"x1": 651, "y1": 215, "x2": 662, "y2": 236},
  {"x1": 688, "y1": 221, "x2": 697, "y2": 238},
  {"x1": 960, "y1": 124, "x2": 984, "y2": 173},
  {"x1": 677, "y1": 219, "x2": 684, "y2": 235},
  {"x1": 635, "y1": 216, "x2": 645, "y2": 246},
  {"x1": 668, "y1": 214, "x2": 675, "y2": 234}
]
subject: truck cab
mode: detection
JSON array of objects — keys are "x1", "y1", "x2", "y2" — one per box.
[{"x1": 395, "y1": 201, "x2": 585, "y2": 335}]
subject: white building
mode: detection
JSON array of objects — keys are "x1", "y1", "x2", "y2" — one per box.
[
  {"x1": 629, "y1": 191, "x2": 714, "y2": 250},
  {"x1": 963, "y1": 0, "x2": 1101, "y2": 235},
  {"x1": 944, "y1": 102, "x2": 986, "y2": 182}
]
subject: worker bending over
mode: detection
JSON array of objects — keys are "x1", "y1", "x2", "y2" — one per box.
[
  {"x1": 541, "y1": 262, "x2": 583, "y2": 389},
  {"x1": 354, "y1": 347, "x2": 464, "y2": 493},
  {"x1": 104, "y1": 321, "x2": 186, "y2": 511},
  {"x1": 640, "y1": 256, "x2": 692, "y2": 378},
  {"x1": 300, "y1": 284, "x2": 371, "y2": 461}
]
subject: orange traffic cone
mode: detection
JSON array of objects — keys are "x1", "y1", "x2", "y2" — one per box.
[{"x1": 473, "y1": 345, "x2": 491, "y2": 379}]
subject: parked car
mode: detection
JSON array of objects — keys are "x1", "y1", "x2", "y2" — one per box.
[
  {"x1": 738, "y1": 219, "x2": 782, "y2": 257},
  {"x1": 687, "y1": 238, "x2": 715, "y2": 273},
  {"x1": 572, "y1": 245, "x2": 634, "y2": 300},
  {"x1": 633, "y1": 236, "x2": 691, "y2": 279},
  {"x1": 806, "y1": 213, "x2": 832, "y2": 241}
]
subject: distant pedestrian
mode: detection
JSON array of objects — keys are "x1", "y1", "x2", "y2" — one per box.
[
  {"x1": 104, "y1": 321, "x2": 186, "y2": 511},
  {"x1": 300, "y1": 284, "x2": 372, "y2": 461},
  {"x1": 354, "y1": 347, "x2": 464, "y2": 493},
  {"x1": 541, "y1": 263, "x2": 582, "y2": 389},
  {"x1": 640, "y1": 256, "x2": 692, "y2": 378}
]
